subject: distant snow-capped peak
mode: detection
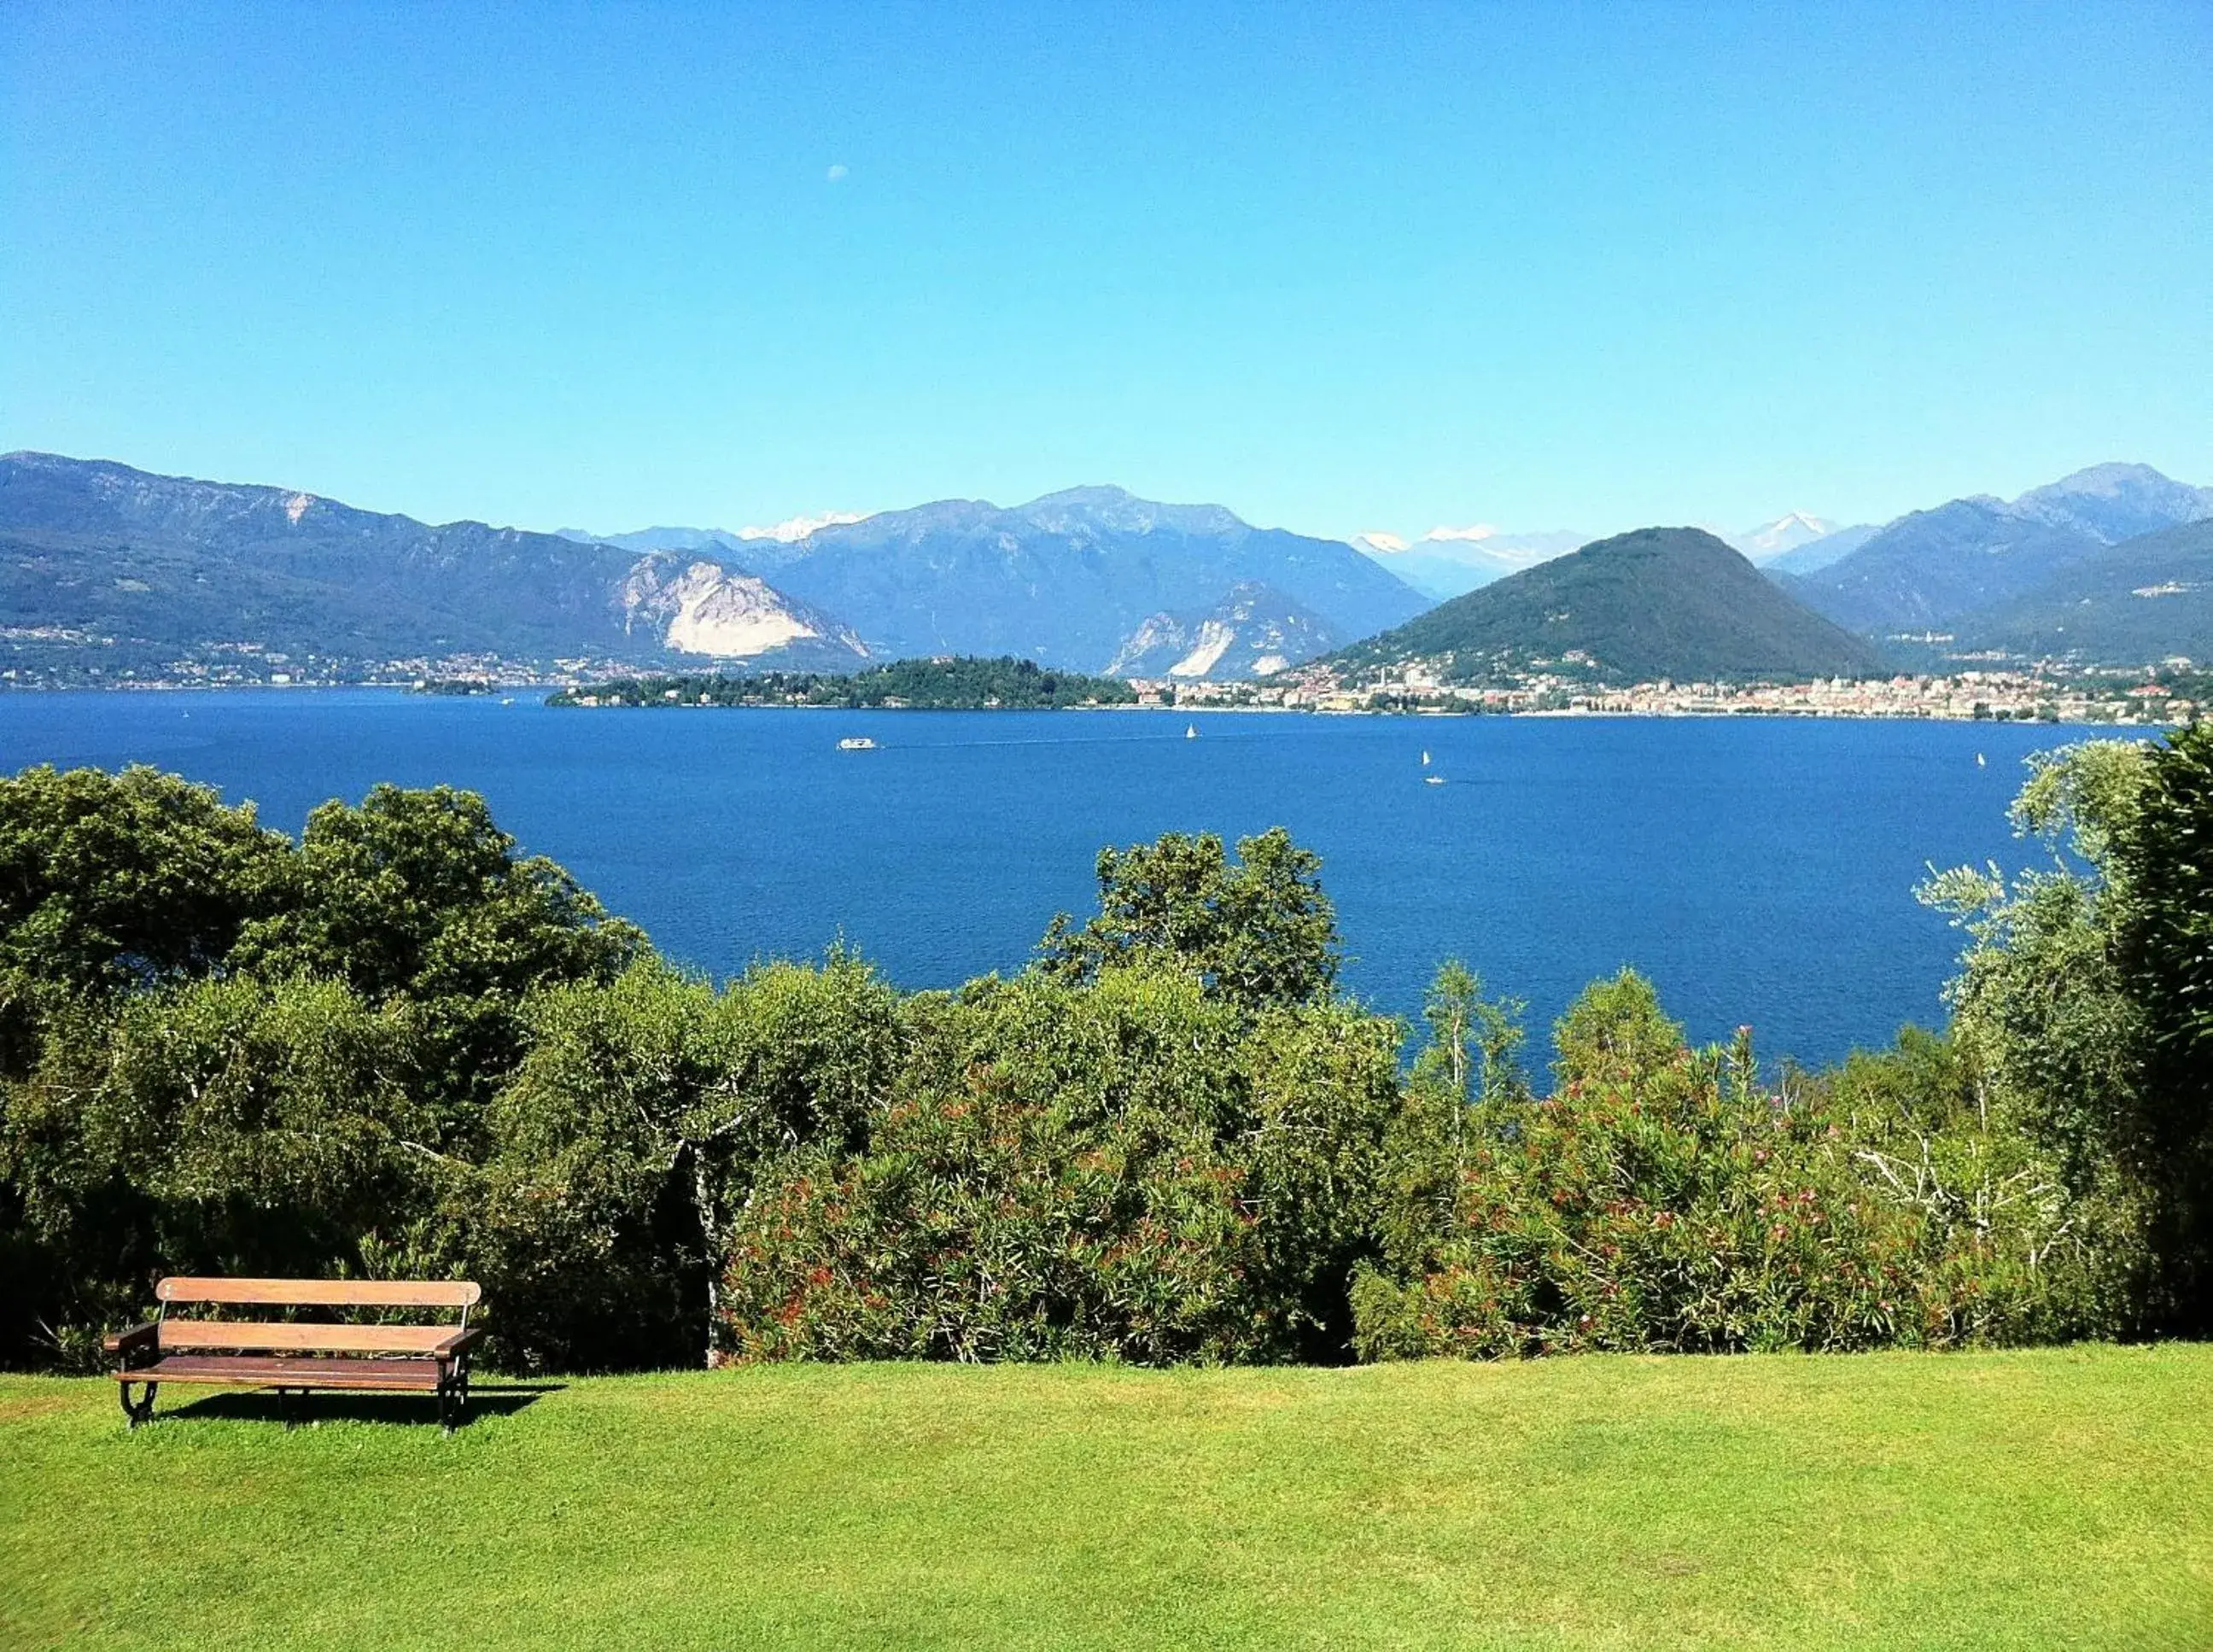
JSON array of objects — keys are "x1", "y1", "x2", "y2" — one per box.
[
  {"x1": 1354, "y1": 523, "x2": 1575, "y2": 565},
  {"x1": 1732, "y1": 512, "x2": 1837, "y2": 559},
  {"x1": 737, "y1": 510, "x2": 863, "y2": 543}
]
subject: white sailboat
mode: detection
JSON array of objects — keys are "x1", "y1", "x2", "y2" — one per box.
[
  {"x1": 1422, "y1": 749, "x2": 1445, "y2": 785},
  {"x1": 1185, "y1": 723, "x2": 1198, "y2": 739}
]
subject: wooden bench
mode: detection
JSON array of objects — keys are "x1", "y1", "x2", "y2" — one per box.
[{"x1": 107, "y1": 1277, "x2": 484, "y2": 1432}]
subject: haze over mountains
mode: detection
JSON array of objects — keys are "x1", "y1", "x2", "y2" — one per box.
[
  {"x1": 1779, "y1": 463, "x2": 2213, "y2": 642},
  {"x1": 1350, "y1": 528, "x2": 1586, "y2": 600},
  {"x1": 3, "y1": 449, "x2": 2208, "y2": 689}
]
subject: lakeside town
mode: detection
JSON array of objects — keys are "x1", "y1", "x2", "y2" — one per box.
[
  {"x1": 1141, "y1": 663, "x2": 2200, "y2": 723},
  {"x1": 3, "y1": 641, "x2": 2201, "y2": 725}
]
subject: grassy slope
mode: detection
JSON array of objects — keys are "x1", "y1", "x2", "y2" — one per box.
[{"x1": 3, "y1": 1348, "x2": 2209, "y2": 1650}]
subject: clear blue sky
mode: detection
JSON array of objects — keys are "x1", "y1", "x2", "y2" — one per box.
[{"x1": 3, "y1": 3, "x2": 2208, "y2": 542}]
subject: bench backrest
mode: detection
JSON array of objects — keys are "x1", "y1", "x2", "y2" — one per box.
[
  {"x1": 150, "y1": 1277, "x2": 480, "y2": 1357},
  {"x1": 157, "y1": 1277, "x2": 480, "y2": 1308}
]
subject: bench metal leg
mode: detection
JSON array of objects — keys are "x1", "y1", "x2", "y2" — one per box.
[
  {"x1": 435, "y1": 1357, "x2": 470, "y2": 1435},
  {"x1": 119, "y1": 1381, "x2": 158, "y2": 1429}
]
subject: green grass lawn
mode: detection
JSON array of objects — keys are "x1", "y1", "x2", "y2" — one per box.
[{"x1": 3, "y1": 1347, "x2": 2209, "y2": 1649}]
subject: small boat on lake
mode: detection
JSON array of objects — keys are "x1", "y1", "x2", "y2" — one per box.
[
  {"x1": 1185, "y1": 724, "x2": 1198, "y2": 739},
  {"x1": 838, "y1": 737, "x2": 878, "y2": 750}
]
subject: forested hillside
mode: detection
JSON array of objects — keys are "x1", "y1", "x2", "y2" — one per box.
[
  {"x1": 550, "y1": 656, "x2": 1139, "y2": 709},
  {"x1": 1328, "y1": 528, "x2": 1881, "y2": 684},
  {"x1": 0, "y1": 452, "x2": 867, "y2": 678}
]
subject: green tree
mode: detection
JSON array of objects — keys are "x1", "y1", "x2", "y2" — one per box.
[
  {"x1": 2111, "y1": 721, "x2": 2213, "y2": 1328},
  {"x1": 231, "y1": 784, "x2": 645, "y2": 1135},
  {"x1": 1036, "y1": 827, "x2": 1340, "y2": 1009},
  {"x1": 1, "y1": 975, "x2": 440, "y2": 1366},
  {"x1": 1918, "y1": 740, "x2": 2159, "y2": 1318},
  {"x1": 0, "y1": 765, "x2": 292, "y2": 1074},
  {"x1": 1352, "y1": 972, "x2": 2105, "y2": 1363},
  {"x1": 722, "y1": 963, "x2": 1401, "y2": 1366}
]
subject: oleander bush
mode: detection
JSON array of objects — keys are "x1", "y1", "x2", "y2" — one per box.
[
  {"x1": 1350, "y1": 976, "x2": 2127, "y2": 1361},
  {"x1": 718, "y1": 965, "x2": 1402, "y2": 1364}
]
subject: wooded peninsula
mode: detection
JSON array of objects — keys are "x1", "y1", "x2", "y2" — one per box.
[{"x1": 547, "y1": 656, "x2": 1139, "y2": 710}]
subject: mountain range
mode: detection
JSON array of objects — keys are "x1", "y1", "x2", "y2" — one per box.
[
  {"x1": 1351, "y1": 513, "x2": 1882, "y2": 598},
  {"x1": 1938, "y1": 518, "x2": 2213, "y2": 664},
  {"x1": 1326, "y1": 528, "x2": 1882, "y2": 686},
  {"x1": 726, "y1": 485, "x2": 1427, "y2": 668},
  {"x1": 0, "y1": 452, "x2": 872, "y2": 677},
  {"x1": 0, "y1": 456, "x2": 1422, "y2": 682},
  {"x1": 6, "y1": 448, "x2": 2210, "y2": 690},
  {"x1": 1779, "y1": 463, "x2": 2213, "y2": 645}
]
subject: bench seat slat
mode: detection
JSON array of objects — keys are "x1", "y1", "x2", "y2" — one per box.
[
  {"x1": 158, "y1": 1322, "x2": 453, "y2": 1355},
  {"x1": 158, "y1": 1277, "x2": 480, "y2": 1308},
  {"x1": 118, "y1": 1355, "x2": 446, "y2": 1391}
]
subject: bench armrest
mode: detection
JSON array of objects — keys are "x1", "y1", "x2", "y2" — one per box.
[
  {"x1": 433, "y1": 1326, "x2": 484, "y2": 1361},
  {"x1": 104, "y1": 1322, "x2": 160, "y2": 1363}
]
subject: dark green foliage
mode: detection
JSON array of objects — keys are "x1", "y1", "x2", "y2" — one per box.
[
  {"x1": 0, "y1": 765, "x2": 293, "y2": 1073},
  {"x1": 2113, "y1": 721, "x2": 2213, "y2": 1328},
  {"x1": 0, "y1": 768, "x2": 646, "y2": 1368},
  {"x1": 549, "y1": 656, "x2": 1139, "y2": 709},
  {"x1": 231, "y1": 785, "x2": 645, "y2": 1135},
  {"x1": 719, "y1": 966, "x2": 1404, "y2": 1364},
  {"x1": 1918, "y1": 738, "x2": 2183, "y2": 1331},
  {"x1": 2, "y1": 977, "x2": 446, "y2": 1369},
  {"x1": 1036, "y1": 827, "x2": 1340, "y2": 1009},
  {"x1": 484, "y1": 954, "x2": 903, "y2": 1370},
  {"x1": 4, "y1": 750, "x2": 2207, "y2": 1375},
  {"x1": 1326, "y1": 528, "x2": 1881, "y2": 686}
]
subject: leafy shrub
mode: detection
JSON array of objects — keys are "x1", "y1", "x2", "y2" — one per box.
[
  {"x1": 0, "y1": 975, "x2": 447, "y2": 1368},
  {"x1": 1352, "y1": 972, "x2": 2118, "y2": 1360},
  {"x1": 3, "y1": 762, "x2": 2204, "y2": 1375},
  {"x1": 2112, "y1": 721, "x2": 2213, "y2": 1329},
  {"x1": 482, "y1": 951, "x2": 903, "y2": 1371},
  {"x1": 0, "y1": 771, "x2": 647, "y2": 1367},
  {"x1": 721, "y1": 966, "x2": 1403, "y2": 1364}
]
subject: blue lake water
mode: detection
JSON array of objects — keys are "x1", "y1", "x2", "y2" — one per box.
[{"x1": 0, "y1": 692, "x2": 2087, "y2": 1067}]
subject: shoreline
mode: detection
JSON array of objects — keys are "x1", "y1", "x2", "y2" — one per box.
[{"x1": 0, "y1": 681, "x2": 2175, "y2": 729}]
